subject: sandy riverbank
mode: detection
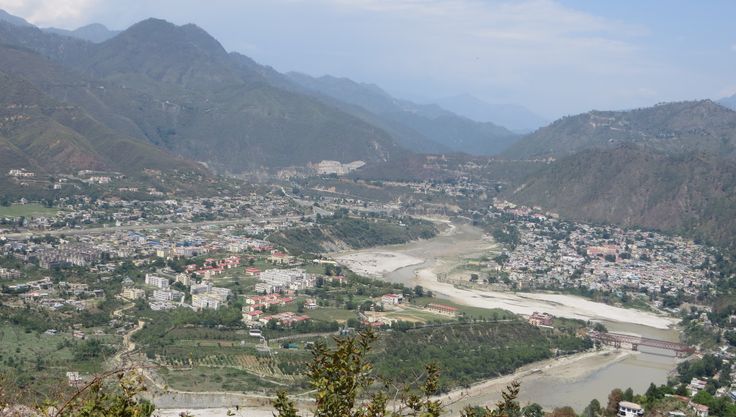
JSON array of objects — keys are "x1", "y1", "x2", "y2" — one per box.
[
  {"x1": 438, "y1": 348, "x2": 634, "y2": 415},
  {"x1": 334, "y1": 220, "x2": 677, "y2": 330},
  {"x1": 153, "y1": 349, "x2": 633, "y2": 417},
  {"x1": 335, "y1": 251, "x2": 425, "y2": 277},
  {"x1": 411, "y1": 266, "x2": 677, "y2": 329}
]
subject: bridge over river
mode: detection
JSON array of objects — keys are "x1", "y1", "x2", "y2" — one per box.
[{"x1": 589, "y1": 331, "x2": 694, "y2": 357}]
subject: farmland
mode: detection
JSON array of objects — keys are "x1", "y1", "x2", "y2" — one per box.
[{"x1": 0, "y1": 203, "x2": 61, "y2": 219}]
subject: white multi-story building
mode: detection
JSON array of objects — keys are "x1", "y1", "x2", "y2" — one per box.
[
  {"x1": 189, "y1": 281, "x2": 230, "y2": 310},
  {"x1": 145, "y1": 274, "x2": 169, "y2": 289},
  {"x1": 121, "y1": 288, "x2": 145, "y2": 300},
  {"x1": 191, "y1": 281, "x2": 212, "y2": 294},
  {"x1": 192, "y1": 294, "x2": 222, "y2": 310},
  {"x1": 152, "y1": 289, "x2": 183, "y2": 302},
  {"x1": 257, "y1": 269, "x2": 314, "y2": 293},
  {"x1": 175, "y1": 273, "x2": 191, "y2": 286},
  {"x1": 618, "y1": 402, "x2": 644, "y2": 417}
]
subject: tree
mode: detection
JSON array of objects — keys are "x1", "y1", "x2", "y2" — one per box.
[
  {"x1": 522, "y1": 403, "x2": 544, "y2": 417},
  {"x1": 550, "y1": 407, "x2": 577, "y2": 417},
  {"x1": 462, "y1": 381, "x2": 521, "y2": 417},
  {"x1": 273, "y1": 330, "x2": 522, "y2": 417},
  {"x1": 606, "y1": 388, "x2": 623, "y2": 416},
  {"x1": 692, "y1": 390, "x2": 714, "y2": 408},
  {"x1": 582, "y1": 399, "x2": 601, "y2": 417},
  {"x1": 414, "y1": 285, "x2": 425, "y2": 297},
  {"x1": 645, "y1": 383, "x2": 662, "y2": 402},
  {"x1": 623, "y1": 387, "x2": 634, "y2": 402},
  {"x1": 273, "y1": 329, "x2": 442, "y2": 417},
  {"x1": 3, "y1": 369, "x2": 156, "y2": 417},
  {"x1": 593, "y1": 323, "x2": 608, "y2": 333}
]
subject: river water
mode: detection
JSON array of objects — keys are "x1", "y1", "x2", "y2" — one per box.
[
  {"x1": 515, "y1": 321, "x2": 679, "y2": 412},
  {"x1": 340, "y1": 222, "x2": 683, "y2": 413}
]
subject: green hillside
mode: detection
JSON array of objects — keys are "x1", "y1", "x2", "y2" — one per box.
[
  {"x1": 510, "y1": 144, "x2": 736, "y2": 248},
  {"x1": 504, "y1": 100, "x2": 736, "y2": 160}
]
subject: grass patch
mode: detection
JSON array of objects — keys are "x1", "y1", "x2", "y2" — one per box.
[
  {"x1": 305, "y1": 308, "x2": 357, "y2": 323},
  {"x1": 411, "y1": 297, "x2": 516, "y2": 320},
  {"x1": 0, "y1": 203, "x2": 60, "y2": 218}
]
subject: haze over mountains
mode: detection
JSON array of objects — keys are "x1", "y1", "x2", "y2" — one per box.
[
  {"x1": 2, "y1": 9, "x2": 736, "y2": 247},
  {"x1": 721, "y1": 94, "x2": 736, "y2": 111},
  {"x1": 504, "y1": 100, "x2": 736, "y2": 160},
  {"x1": 508, "y1": 100, "x2": 736, "y2": 247},
  {"x1": 286, "y1": 72, "x2": 520, "y2": 155},
  {"x1": 0, "y1": 9, "x2": 531, "y2": 175},
  {"x1": 433, "y1": 94, "x2": 548, "y2": 133}
]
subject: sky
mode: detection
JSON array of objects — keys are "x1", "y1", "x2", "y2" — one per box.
[{"x1": 0, "y1": 0, "x2": 734, "y2": 119}]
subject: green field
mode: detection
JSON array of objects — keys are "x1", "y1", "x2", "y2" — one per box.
[
  {"x1": 0, "y1": 324, "x2": 118, "y2": 402},
  {"x1": 383, "y1": 306, "x2": 454, "y2": 323},
  {"x1": 161, "y1": 365, "x2": 289, "y2": 393},
  {"x1": 305, "y1": 307, "x2": 358, "y2": 323},
  {"x1": 0, "y1": 203, "x2": 61, "y2": 218},
  {"x1": 411, "y1": 297, "x2": 516, "y2": 320}
]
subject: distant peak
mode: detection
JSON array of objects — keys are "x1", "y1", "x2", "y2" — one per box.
[
  {"x1": 116, "y1": 18, "x2": 225, "y2": 53},
  {"x1": 77, "y1": 22, "x2": 110, "y2": 30},
  {"x1": 126, "y1": 17, "x2": 177, "y2": 32},
  {"x1": 0, "y1": 8, "x2": 34, "y2": 27}
]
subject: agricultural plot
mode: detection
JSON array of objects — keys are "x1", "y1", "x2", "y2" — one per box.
[
  {"x1": 411, "y1": 297, "x2": 515, "y2": 320},
  {"x1": 155, "y1": 334, "x2": 315, "y2": 391},
  {"x1": 0, "y1": 203, "x2": 61, "y2": 218},
  {"x1": 304, "y1": 307, "x2": 357, "y2": 323},
  {"x1": 383, "y1": 307, "x2": 454, "y2": 323}
]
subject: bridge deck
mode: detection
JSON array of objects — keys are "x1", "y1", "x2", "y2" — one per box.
[{"x1": 589, "y1": 331, "x2": 693, "y2": 356}]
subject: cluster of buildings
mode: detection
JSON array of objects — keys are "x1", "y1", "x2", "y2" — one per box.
[
  {"x1": 486, "y1": 201, "x2": 714, "y2": 308},
  {"x1": 0, "y1": 267, "x2": 21, "y2": 280},
  {"x1": 255, "y1": 269, "x2": 315, "y2": 294},
  {"x1": 3, "y1": 276, "x2": 103, "y2": 312},
  {"x1": 133, "y1": 272, "x2": 232, "y2": 311},
  {"x1": 0, "y1": 192, "x2": 298, "y2": 235}
]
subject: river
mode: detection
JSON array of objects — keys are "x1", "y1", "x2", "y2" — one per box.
[{"x1": 334, "y1": 221, "x2": 683, "y2": 413}]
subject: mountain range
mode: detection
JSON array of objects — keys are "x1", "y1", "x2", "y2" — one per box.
[
  {"x1": 0, "y1": 10, "x2": 533, "y2": 178},
  {"x1": 3, "y1": 9, "x2": 736, "y2": 248},
  {"x1": 505, "y1": 101, "x2": 736, "y2": 248},
  {"x1": 503, "y1": 100, "x2": 736, "y2": 160},
  {"x1": 720, "y1": 94, "x2": 736, "y2": 111},
  {"x1": 433, "y1": 94, "x2": 548, "y2": 133},
  {"x1": 285, "y1": 73, "x2": 520, "y2": 155}
]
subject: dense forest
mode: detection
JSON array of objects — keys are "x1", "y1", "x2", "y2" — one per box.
[{"x1": 372, "y1": 321, "x2": 592, "y2": 391}]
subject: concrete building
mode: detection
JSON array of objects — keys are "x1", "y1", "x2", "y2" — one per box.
[
  {"x1": 618, "y1": 401, "x2": 644, "y2": 417},
  {"x1": 144, "y1": 274, "x2": 169, "y2": 289}
]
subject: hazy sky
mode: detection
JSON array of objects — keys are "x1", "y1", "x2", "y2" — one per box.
[{"x1": 1, "y1": 0, "x2": 734, "y2": 119}]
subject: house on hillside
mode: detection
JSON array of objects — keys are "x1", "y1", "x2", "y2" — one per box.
[
  {"x1": 426, "y1": 303, "x2": 458, "y2": 317},
  {"x1": 381, "y1": 293, "x2": 404, "y2": 305},
  {"x1": 689, "y1": 402, "x2": 709, "y2": 417},
  {"x1": 528, "y1": 312, "x2": 554, "y2": 327},
  {"x1": 617, "y1": 401, "x2": 643, "y2": 417}
]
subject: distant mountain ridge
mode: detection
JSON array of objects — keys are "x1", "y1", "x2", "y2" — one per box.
[
  {"x1": 0, "y1": 9, "x2": 32, "y2": 27},
  {"x1": 503, "y1": 100, "x2": 736, "y2": 160},
  {"x1": 0, "y1": 68, "x2": 204, "y2": 177},
  {"x1": 287, "y1": 72, "x2": 521, "y2": 155},
  {"x1": 433, "y1": 94, "x2": 548, "y2": 133},
  {"x1": 510, "y1": 144, "x2": 736, "y2": 247},
  {"x1": 0, "y1": 16, "x2": 404, "y2": 173},
  {"x1": 502, "y1": 99, "x2": 736, "y2": 248},
  {"x1": 720, "y1": 94, "x2": 736, "y2": 111},
  {"x1": 43, "y1": 23, "x2": 120, "y2": 43}
]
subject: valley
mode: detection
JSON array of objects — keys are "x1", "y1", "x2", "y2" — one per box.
[{"x1": 0, "y1": 4, "x2": 735, "y2": 417}]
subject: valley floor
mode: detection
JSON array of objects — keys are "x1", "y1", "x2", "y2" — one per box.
[{"x1": 335, "y1": 220, "x2": 676, "y2": 329}]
